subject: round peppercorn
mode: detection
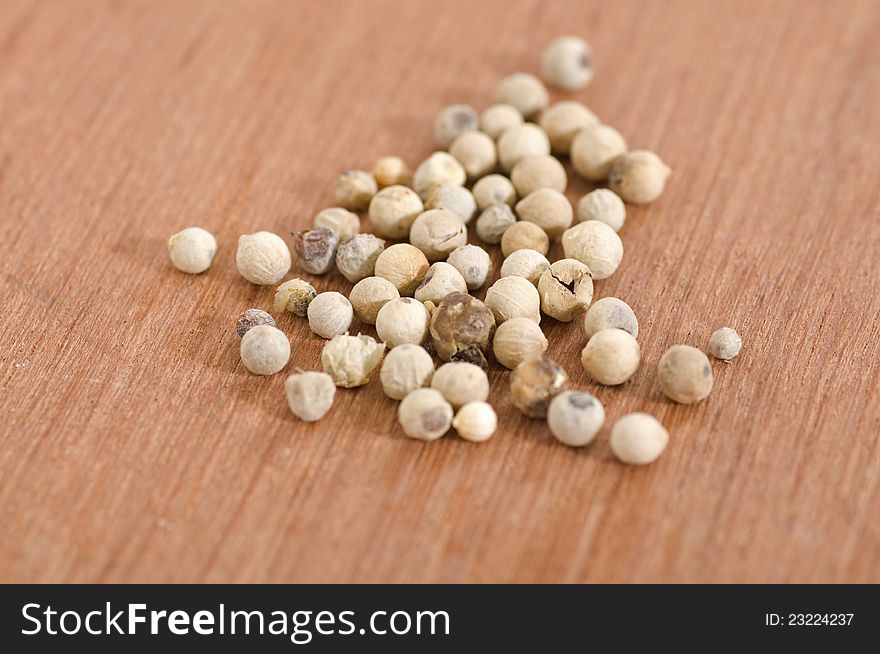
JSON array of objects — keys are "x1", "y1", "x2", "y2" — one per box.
[
  {"x1": 539, "y1": 101, "x2": 598, "y2": 154},
  {"x1": 608, "y1": 150, "x2": 672, "y2": 205},
  {"x1": 472, "y1": 174, "x2": 517, "y2": 211},
  {"x1": 570, "y1": 124, "x2": 627, "y2": 181},
  {"x1": 576, "y1": 188, "x2": 626, "y2": 232},
  {"x1": 335, "y1": 170, "x2": 377, "y2": 211},
  {"x1": 480, "y1": 103, "x2": 524, "y2": 140},
  {"x1": 510, "y1": 355, "x2": 568, "y2": 418},
  {"x1": 495, "y1": 72, "x2": 549, "y2": 119},
  {"x1": 497, "y1": 123, "x2": 551, "y2": 172},
  {"x1": 541, "y1": 36, "x2": 594, "y2": 90},
  {"x1": 368, "y1": 185, "x2": 424, "y2": 240},
  {"x1": 547, "y1": 390, "x2": 605, "y2": 447},
  {"x1": 515, "y1": 188, "x2": 573, "y2": 238},
  {"x1": 581, "y1": 328, "x2": 640, "y2": 385},
  {"x1": 501, "y1": 220, "x2": 550, "y2": 257},
  {"x1": 658, "y1": 345, "x2": 713, "y2": 404},
  {"x1": 561, "y1": 220, "x2": 623, "y2": 280},
  {"x1": 434, "y1": 104, "x2": 479, "y2": 148},
  {"x1": 374, "y1": 243, "x2": 429, "y2": 296}
]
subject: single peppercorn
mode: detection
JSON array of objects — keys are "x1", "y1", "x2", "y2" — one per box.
[
  {"x1": 236, "y1": 308, "x2": 276, "y2": 338},
  {"x1": 372, "y1": 156, "x2": 411, "y2": 188},
  {"x1": 570, "y1": 123, "x2": 627, "y2": 181},
  {"x1": 480, "y1": 103, "x2": 524, "y2": 140},
  {"x1": 425, "y1": 185, "x2": 477, "y2": 224},
  {"x1": 610, "y1": 413, "x2": 669, "y2": 465},
  {"x1": 167, "y1": 227, "x2": 216, "y2": 274},
  {"x1": 658, "y1": 345, "x2": 714, "y2": 403},
  {"x1": 429, "y1": 292, "x2": 496, "y2": 367},
  {"x1": 240, "y1": 324, "x2": 290, "y2": 375},
  {"x1": 431, "y1": 361, "x2": 490, "y2": 409},
  {"x1": 475, "y1": 203, "x2": 517, "y2": 245},
  {"x1": 561, "y1": 220, "x2": 623, "y2": 280},
  {"x1": 291, "y1": 227, "x2": 339, "y2": 275},
  {"x1": 537, "y1": 258, "x2": 594, "y2": 322},
  {"x1": 434, "y1": 104, "x2": 479, "y2": 148},
  {"x1": 452, "y1": 402, "x2": 497, "y2": 442},
  {"x1": 374, "y1": 243, "x2": 430, "y2": 296},
  {"x1": 321, "y1": 333, "x2": 386, "y2": 388},
  {"x1": 708, "y1": 327, "x2": 742, "y2": 361},
  {"x1": 485, "y1": 275, "x2": 542, "y2": 324},
  {"x1": 314, "y1": 207, "x2": 360, "y2": 243},
  {"x1": 368, "y1": 185, "x2": 424, "y2": 240},
  {"x1": 274, "y1": 278, "x2": 317, "y2": 317},
  {"x1": 576, "y1": 188, "x2": 626, "y2": 232},
  {"x1": 414, "y1": 261, "x2": 468, "y2": 305},
  {"x1": 608, "y1": 150, "x2": 672, "y2": 205},
  {"x1": 307, "y1": 291, "x2": 354, "y2": 339},
  {"x1": 515, "y1": 187, "x2": 574, "y2": 238},
  {"x1": 492, "y1": 317, "x2": 548, "y2": 370},
  {"x1": 380, "y1": 344, "x2": 435, "y2": 400},
  {"x1": 348, "y1": 276, "x2": 399, "y2": 325},
  {"x1": 409, "y1": 208, "x2": 468, "y2": 261},
  {"x1": 501, "y1": 220, "x2": 550, "y2": 257},
  {"x1": 472, "y1": 174, "x2": 517, "y2": 211},
  {"x1": 541, "y1": 36, "x2": 594, "y2": 90},
  {"x1": 581, "y1": 328, "x2": 640, "y2": 385},
  {"x1": 446, "y1": 244, "x2": 492, "y2": 290},
  {"x1": 236, "y1": 231, "x2": 292, "y2": 285},
  {"x1": 511, "y1": 154, "x2": 567, "y2": 197},
  {"x1": 398, "y1": 388, "x2": 454, "y2": 441},
  {"x1": 497, "y1": 123, "x2": 551, "y2": 172},
  {"x1": 335, "y1": 170, "x2": 377, "y2": 211},
  {"x1": 500, "y1": 248, "x2": 550, "y2": 286},
  {"x1": 413, "y1": 152, "x2": 466, "y2": 201},
  {"x1": 495, "y1": 72, "x2": 549, "y2": 119},
  {"x1": 547, "y1": 390, "x2": 605, "y2": 447},
  {"x1": 449, "y1": 131, "x2": 497, "y2": 180},
  {"x1": 335, "y1": 233, "x2": 385, "y2": 283},
  {"x1": 375, "y1": 297, "x2": 430, "y2": 347},
  {"x1": 285, "y1": 371, "x2": 336, "y2": 422},
  {"x1": 538, "y1": 101, "x2": 599, "y2": 154},
  {"x1": 510, "y1": 355, "x2": 568, "y2": 418},
  {"x1": 583, "y1": 297, "x2": 639, "y2": 339}
]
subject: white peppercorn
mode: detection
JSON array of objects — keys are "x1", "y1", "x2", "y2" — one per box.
[
  {"x1": 608, "y1": 150, "x2": 672, "y2": 205},
  {"x1": 485, "y1": 276, "x2": 542, "y2": 324},
  {"x1": 429, "y1": 292, "x2": 496, "y2": 366},
  {"x1": 446, "y1": 244, "x2": 492, "y2": 290},
  {"x1": 431, "y1": 361, "x2": 489, "y2": 409},
  {"x1": 368, "y1": 185, "x2": 424, "y2": 240},
  {"x1": 561, "y1": 220, "x2": 623, "y2": 280},
  {"x1": 335, "y1": 233, "x2": 385, "y2": 283},
  {"x1": 510, "y1": 355, "x2": 568, "y2": 418},
  {"x1": 480, "y1": 103, "x2": 523, "y2": 140},
  {"x1": 583, "y1": 297, "x2": 638, "y2": 338},
  {"x1": 541, "y1": 36, "x2": 594, "y2": 90},
  {"x1": 321, "y1": 333, "x2": 386, "y2": 388},
  {"x1": 497, "y1": 123, "x2": 551, "y2": 172},
  {"x1": 658, "y1": 345, "x2": 713, "y2": 404},
  {"x1": 335, "y1": 170, "x2": 377, "y2": 211},
  {"x1": 610, "y1": 413, "x2": 669, "y2": 465},
  {"x1": 538, "y1": 101, "x2": 599, "y2": 154},
  {"x1": 291, "y1": 227, "x2": 339, "y2": 275},
  {"x1": 511, "y1": 154, "x2": 567, "y2": 197},
  {"x1": 236, "y1": 308, "x2": 276, "y2": 337},
  {"x1": 413, "y1": 152, "x2": 466, "y2": 201},
  {"x1": 472, "y1": 174, "x2": 517, "y2": 211},
  {"x1": 240, "y1": 324, "x2": 290, "y2": 375},
  {"x1": 515, "y1": 187, "x2": 573, "y2": 238},
  {"x1": 570, "y1": 124, "x2": 627, "y2": 181},
  {"x1": 398, "y1": 388, "x2": 453, "y2": 441},
  {"x1": 375, "y1": 297, "x2": 430, "y2": 347},
  {"x1": 167, "y1": 227, "x2": 216, "y2": 274},
  {"x1": 414, "y1": 261, "x2": 467, "y2": 304},
  {"x1": 236, "y1": 231, "x2": 292, "y2": 285},
  {"x1": 434, "y1": 104, "x2": 478, "y2": 148},
  {"x1": 500, "y1": 248, "x2": 550, "y2": 286},
  {"x1": 274, "y1": 278, "x2": 317, "y2": 316},
  {"x1": 380, "y1": 344, "x2": 435, "y2": 400},
  {"x1": 708, "y1": 327, "x2": 742, "y2": 361},
  {"x1": 452, "y1": 402, "x2": 497, "y2": 442},
  {"x1": 492, "y1": 317, "x2": 548, "y2": 369},
  {"x1": 348, "y1": 276, "x2": 399, "y2": 325},
  {"x1": 285, "y1": 371, "x2": 336, "y2": 422},
  {"x1": 576, "y1": 188, "x2": 626, "y2": 232},
  {"x1": 307, "y1": 291, "x2": 354, "y2": 339},
  {"x1": 547, "y1": 390, "x2": 605, "y2": 447},
  {"x1": 501, "y1": 220, "x2": 550, "y2": 257},
  {"x1": 475, "y1": 204, "x2": 516, "y2": 245},
  {"x1": 374, "y1": 243, "x2": 429, "y2": 295},
  {"x1": 372, "y1": 155, "x2": 411, "y2": 188},
  {"x1": 314, "y1": 207, "x2": 360, "y2": 242},
  {"x1": 580, "y1": 328, "x2": 640, "y2": 385},
  {"x1": 425, "y1": 184, "x2": 477, "y2": 224},
  {"x1": 537, "y1": 258, "x2": 594, "y2": 322},
  {"x1": 409, "y1": 209, "x2": 467, "y2": 261},
  {"x1": 448, "y1": 131, "x2": 497, "y2": 180},
  {"x1": 495, "y1": 72, "x2": 549, "y2": 119}
]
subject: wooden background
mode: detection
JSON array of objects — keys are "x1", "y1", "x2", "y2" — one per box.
[{"x1": 1, "y1": 0, "x2": 878, "y2": 583}]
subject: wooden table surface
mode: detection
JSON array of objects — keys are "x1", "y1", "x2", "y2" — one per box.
[{"x1": 1, "y1": 0, "x2": 878, "y2": 583}]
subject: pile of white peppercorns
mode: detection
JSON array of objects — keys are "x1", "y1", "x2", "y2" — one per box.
[{"x1": 166, "y1": 36, "x2": 743, "y2": 465}]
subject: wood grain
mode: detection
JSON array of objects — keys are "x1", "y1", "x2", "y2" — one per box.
[{"x1": 1, "y1": 0, "x2": 878, "y2": 583}]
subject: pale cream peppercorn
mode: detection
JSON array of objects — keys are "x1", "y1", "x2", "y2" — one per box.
[
  {"x1": 291, "y1": 228, "x2": 339, "y2": 275},
  {"x1": 583, "y1": 297, "x2": 639, "y2": 338},
  {"x1": 541, "y1": 36, "x2": 594, "y2": 90},
  {"x1": 380, "y1": 344, "x2": 435, "y2": 400},
  {"x1": 368, "y1": 185, "x2": 424, "y2": 240},
  {"x1": 510, "y1": 355, "x2": 568, "y2": 418},
  {"x1": 335, "y1": 170, "x2": 377, "y2": 211},
  {"x1": 374, "y1": 243, "x2": 429, "y2": 295},
  {"x1": 658, "y1": 345, "x2": 713, "y2": 404},
  {"x1": 515, "y1": 188, "x2": 573, "y2": 238},
  {"x1": 501, "y1": 220, "x2": 550, "y2": 257},
  {"x1": 425, "y1": 185, "x2": 477, "y2": 224},
  {"x1": 561, "y1": 220, "x2": 623, "y2": 280},
  {"x1": 414, "y1": 261, "x2": 467, "y2": 304},
  {"x1": 236, "y1": 308, "x2": 276, "y2": 337},
  {"x1": 321, "y1": 333, "x2": 386, "y2": 388},
  {"x1": 495, "y1": 72, "x2": 549, "y2": 119},
  {"x1": 539, "y1": 101, "x2": 599, "y2": 154},
  {"x1": 500, "y1": 248, "x2": 550, "y2": 285},
  {"x1": 485, "y1": 275, "x2": 542, "y2": 324},
  {"x1": 167, "y1": 227, "x2": 216, "y2": 274},
  {"x1": 314, "y1": 207, "x2": 360, "y2": 243},
  {"x1": 413, "y1": 152, "x2": 466, "y2": 201},
  {"x1": 497, "y1": 123, "x2": 551, "y2": 172},
  {"x1": 348, "y1": 276, "x2": 399, "y2": 325},
  {"x1": 708, "y1": 327, "x2": 742, "y2": 361},
  {"x1": 285, "y1": 371, "x2": 336, "y2": 422},
  {"x1": 472, "y1": 174, "x2": 517, "y2": 211},
  {"x1": 433, "y1": 104, "x2": 478, "y2": 148},
  {"x1": 431, "y1": 361, "x2": 489, "y2": 409},
  {"x1": 492, "y1": 317, "x2": 548, "y2": 369},
  {"x1": 429, "y1": 292, "x2": 496, "y2": 366},
  {"x1": 307, "y1": 291, "x2": 353, "y2": 339},
  {"x1": 446, "y1": 244, "x2": 492, "y2": 290},
  {"x1": 610, "y1": 413, "x2": 669, "y2": 465},
  {"x1": 608, "y1": 150, "x2": 672, "y2": 205},
  {"x1": 240, "y1": 324, "x2": 290, "y2": 375},
  {"x1": 480, "y1": 103, "x2": 524, "y2": 140},
  {"x1": 537, "y1": 258, "x2": 594, "y2": 322},
  {"x1": 570, "y1": 124, "x2": 628, "y2": 181},
  {"x1": 372, "y1": 156, "x2": 411, "y2": 188},
  {"x1": 511, "y1": 154, "x2": 567, "y2": 196},
  {"x1": 449, "y1": 131, "x2": 497, "y2": 180},
  {"x1": 452, "y1": 402, "x2": 497, "y2": 442},
  {"x1": 236, "y1": 231, "x2": 292, "y2": 285},
  {"x1": 274, "y1": 278, "x2": 317, "y2": 316},
  {"x1": 398, "y1": 388, "x2": 453, "y2": 441},
  {"x1": 409, "y1": 209, "x2": 467, "y2": 261},
  {"x1": 335, "y1": 233, "x2": 385, "y2": 283},
  {"x1": 581, "y1": 328, "x2": 640, "y2": 385},
  {"x1": 576, "y1": 188, "x2": 626, "y2": 232},
  {"x1": 375, "y1": 297, "x2": 430, "y2": 347},
  {"x1": 547, "y1": 390, "x2": 605, "y2": 447},
  {"x1": 475, "y1": 204, "x2": 517, "y2": 245}
]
